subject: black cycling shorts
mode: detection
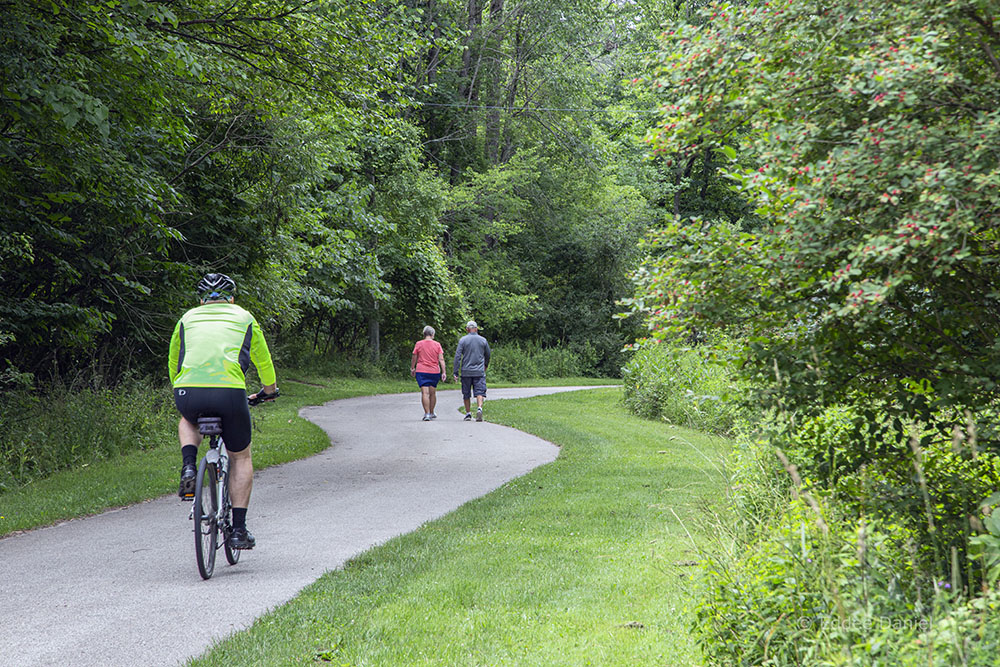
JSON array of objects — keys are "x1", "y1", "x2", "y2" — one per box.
[{"x1": 174, "y1": 387, "x2": 252, "y2": 452}]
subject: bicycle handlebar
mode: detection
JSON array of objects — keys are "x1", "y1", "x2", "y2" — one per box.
[{"x1": 248, "y1": 387, "x2": 280, "y2": 406}]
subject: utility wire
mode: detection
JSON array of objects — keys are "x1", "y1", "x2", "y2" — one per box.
[{"x1": 418, "y1": 102, "x2": 659, "y2": 114}]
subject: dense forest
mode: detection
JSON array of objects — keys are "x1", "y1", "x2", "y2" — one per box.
[
  {"x1": 0, "y1": 0, "x2": 719, "y2": 382},
  {"x1": 5, "y1": 0, "x2": 1000, "y2": 662}
]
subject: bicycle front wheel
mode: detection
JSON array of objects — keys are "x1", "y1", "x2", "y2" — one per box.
[
  {"x1": 193, "y1": 457, "x2": 219, "y2": 579},
  {"x1": 222, "y1": 469, "x2": 240, "y2": 566}
]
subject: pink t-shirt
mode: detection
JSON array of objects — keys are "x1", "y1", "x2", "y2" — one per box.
[{"x1": 412, "y1": 339, "x2": 444, "y2": 373}]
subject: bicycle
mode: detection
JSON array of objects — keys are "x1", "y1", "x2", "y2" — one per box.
[{"x1": 190, "y1": 388, "x2": 278, "y2": 580}]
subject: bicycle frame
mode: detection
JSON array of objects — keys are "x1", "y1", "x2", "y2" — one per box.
[{"x1": 203, "y1": 434, "x2": 230, "y2": 530}]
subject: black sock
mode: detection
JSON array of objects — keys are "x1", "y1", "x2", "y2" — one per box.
[
  {"x1": 181, "y1": 445, "x2": 198, "y2": 467},
  {"x1": 232, "y1": 507, "x2": 247, "y2": 530}
]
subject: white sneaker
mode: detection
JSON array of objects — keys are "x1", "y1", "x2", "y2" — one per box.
[
  {"x1": 422, "y1": 414, "x2": 431, "y2": 421},
  {"x1": 476, "y1": 408, "x2": 483, "y2": 422}
]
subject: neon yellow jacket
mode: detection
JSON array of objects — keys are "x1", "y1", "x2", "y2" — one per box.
[{"x1": 168, "y1": 302, "x2": 276, "y2": 389}]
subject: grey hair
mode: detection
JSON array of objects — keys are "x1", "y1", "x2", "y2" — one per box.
[{"x1": 422, "y1": 325, "x2": 435, "y2": 337}]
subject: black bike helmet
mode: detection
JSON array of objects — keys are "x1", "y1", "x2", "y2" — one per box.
[{"x1": 196, "y1": 273, "x2": 236, "y2": 300}]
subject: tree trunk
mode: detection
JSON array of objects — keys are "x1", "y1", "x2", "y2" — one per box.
[
  {"x1": 484, "y1": 0, "x2": 504, "y2": 164},
  {"x1": 456, "y1": 0, "x2": 484, "y2": 179},
  {"x1": 368, "y1": 300, "x2": 380, "y2": 364},
  {"x1": 501, "y1": 14, "x2": 523, "y2": 164}
]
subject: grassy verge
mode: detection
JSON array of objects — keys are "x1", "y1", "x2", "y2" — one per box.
[
  {"x1": 0, "y1": 376, "x2": 616, "y2": 538},
  {"x1": 190, "y1": 387, "x2": 729, "y2": 666}
]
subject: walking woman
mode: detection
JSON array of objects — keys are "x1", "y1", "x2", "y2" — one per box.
[{"x1": 411, "y1": 325, "x2": 448, "y2": 421}]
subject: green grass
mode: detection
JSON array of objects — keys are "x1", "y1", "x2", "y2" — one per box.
[
  {"x1": 189, "y1": 388, "x2": 730, "y2": 666},
  {"x1": 0, "y1": 375, "x2": 617, "y2": 538}
]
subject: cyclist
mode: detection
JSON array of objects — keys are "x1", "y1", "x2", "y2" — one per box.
[{"x1": 168, "y1": 273, "x2": 277, "y2": 550}]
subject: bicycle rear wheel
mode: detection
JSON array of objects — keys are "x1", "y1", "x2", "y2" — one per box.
[
  {"x1": 193, "y1": 457, "x2": 219, "y2": 579},
  {"x1": 222, "y1": 469, "x2": 240, "y2": 565}
]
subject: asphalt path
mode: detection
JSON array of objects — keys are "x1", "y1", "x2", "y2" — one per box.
[{"x1": 0, "y1": 386, "x2": 609, "y2": 666}]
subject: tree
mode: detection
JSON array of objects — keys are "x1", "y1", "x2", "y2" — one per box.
[
  {"x1": 0, "y1": 0, "x2": 424, "y2": 378},
  {"x1": 629, "y1": 0, "x2": 1000, "y2": 438}
]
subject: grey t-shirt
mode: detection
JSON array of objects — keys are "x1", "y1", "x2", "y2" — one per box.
[{"x1": 454, "y1": 333, "x2": 491, "y2": 377}]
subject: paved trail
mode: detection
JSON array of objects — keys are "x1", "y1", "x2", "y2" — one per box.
[{"x1": 0, "y1": 386, "x2": 607, "y2": 666}]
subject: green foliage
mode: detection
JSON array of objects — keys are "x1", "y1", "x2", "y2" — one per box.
[
  {"x1": 771, "y1": 400, "x2": 1000, "y2": 587},
  {"x1": 443, "y1": 150, "x2": 648, "y2": 374},
  {"x1": 486, "y1": 343, "x2": 586, "y2": 383},
  {"x1": 697, "y1": 502, "x2": 933, "y2": 666},
  {"x1": 621, "y1": 340, "x2": 749, "y2": 434},
  {"x1": 631, "y1": 0, "x2": 1000, "y2": 433},
  {"x1": 0, "y1": 376, "x2": 174, "y2": 492},
  {"x1": 0, "y1": 0, "x2": 431, "y2": 377},
  {"x1": 896, "y1": 588, "x2": 1000, "y2": 666},
  {"x1": 969, "y1": 506, "x2": 1000, "y2": 586},
  {"x1": 631, "y1": 5, "x2": 1000, "y2": 656},
  {"x1": 696, "y1": 399, "x2": 1000, "y2": 664}
]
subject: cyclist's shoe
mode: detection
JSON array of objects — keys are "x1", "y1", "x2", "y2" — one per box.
[
  {"x1": 422, "y1": 414, "x2": 431, "y2": 421},
  {"x1": 463, "y1": 413, "x2": 473, "y2": 421},
  {"x1": 476, "y1": 408, "x2": 483, "y2": 422},
  {"x1": 178, "y1": 463, "x2": 196, "y2": 499},
  {"x1": 228, "y1": 527, "x2": 256, "y2": 550}
]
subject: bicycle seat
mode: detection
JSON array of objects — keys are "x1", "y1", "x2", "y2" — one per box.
[{"x1": 197, "y1": 416, "x2": 223, "y2": 436}]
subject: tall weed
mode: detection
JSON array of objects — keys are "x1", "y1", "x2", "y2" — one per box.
[
  {"x1": 621, "y1": 341, "x2": 749, "y2": 434},
  {"x1": 487, "y1": 343, "x2": 588, "y2": 382},
  {"x1": 0, "y1": 378, "x2": 174, "y2": 492},
  {"x1": 695, "y1": 400, "x2": 1000, "y2": 665}
]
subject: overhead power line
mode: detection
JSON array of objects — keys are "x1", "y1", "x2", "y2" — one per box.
[{"x1": 418, "y1": 102, "x2": 659, "y2": 114}]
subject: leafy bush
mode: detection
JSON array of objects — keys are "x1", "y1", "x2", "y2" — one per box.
[
  {"x1": 697, "y1": 499, "x2": 931, "y2": 666},
  {"x1": 487, "y1": 344, "x2": 538, "y2": 383},
  {"x1": 620, "y1": 341, "x2": 749, "y2": 434},
  {"x1": 697, "y1": 401, "x2": 1000, "y2": 665},
  {"x1": 271, "y1": 339, "x2": 398, "y2": 380},
  {"x1": 531, "y1": 346, "x2": 582, "y2": 378},
  {"x1": 896, "y1": 588, "x2": 1000, "y2": 666},
  {"x1": 487, "y1": 343, "x2": 590, "y2": 382},
  {"x1": 774, "y1": 401, "x2": 1000, "y2": 591},
  {"x1": 0, "y1": 377, "x2": 174, "y2": 492}
]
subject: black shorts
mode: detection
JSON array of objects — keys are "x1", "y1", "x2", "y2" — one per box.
[{"x1": 174, "y1": 387, "x2": 252, "y2": 452}]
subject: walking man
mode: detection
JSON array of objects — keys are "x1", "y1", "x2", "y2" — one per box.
[{"x1": 453, "y1": 320, "x2": 491, "y2": 421}]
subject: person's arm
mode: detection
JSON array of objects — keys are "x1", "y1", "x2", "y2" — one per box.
[
  {"x1": 167, "y1": 320, "x2": 182, "y2": 385},
  {"x1": 411, "y1": 351, "x2": 418, "y2": 376},
  {"x1": 483, "y1": 339, "x2": 491, "y2": 371},
  {"x1": 437, "y1": 351, "x2": 447, "y2": 380},
  {"x1": 453, "y1": 339, "x2": 463, "y2": 378},
  {"x1": 248, "y1": 316, "x2": 277, "y2": 387}
]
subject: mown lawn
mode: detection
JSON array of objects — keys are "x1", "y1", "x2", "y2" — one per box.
[{"x1": 190, "y1": 388, "x2": 730, "y2": 666}]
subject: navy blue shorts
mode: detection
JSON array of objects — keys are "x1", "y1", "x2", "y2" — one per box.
[
  {"x1": 415, "y1": 372, "x2": 441, "y2": 388},
  {"x1": 461, "y1": 376, "x2": 487, "y2": 399},
  {"x1": 174, "y1": 387, "x2": 252, "y2": 452}
]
